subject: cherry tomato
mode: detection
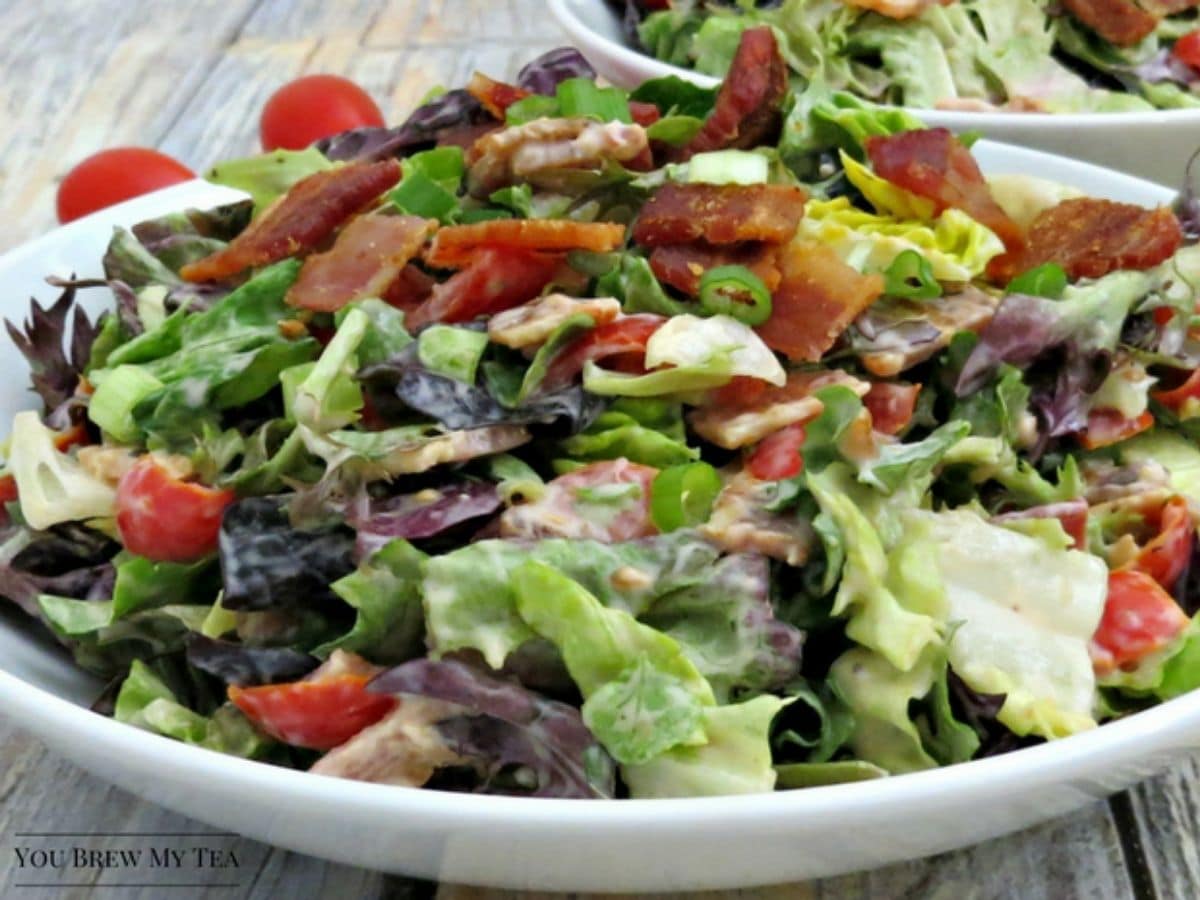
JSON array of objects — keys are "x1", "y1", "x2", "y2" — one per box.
[
  {"x1": 863, "y1": 382, "x2": 920, "y2": 436},
  {"x1": 1132, "y1": 496, "x2": 1195, "y2": 592},
  {"x1": 1153, "y1": 367, "x2": 1200, "y2": 418},
  {"x1": 56, "y1": 148, "x2": 194, "y2": 224},
  {"x1": 1091, "y1": 569, "x2": 1190, "y2": 673},
  {"x1": 1079, "y1": 409, "x2": 1153, "y2": 450},
  {"x1": 260, "y1": 74, "x2": 385, "y2": 152},
  {"x1": 1173, "y1": 30, "x2": 1200, "y2": 70},
  {"x1": 0, "y1": 474, "x2": 18, "y2": 506},
  {"x1": 115, "y1": 457, "x2": 234, "y2": 562},
  {"x1": 542, "y1": 315, "x2": 665, "y2": 391},
  {"x1": 746, "y1": 423, "x2": 807, "y2": 481},
  {"x1": 229, "y1": 675, "x2": 396, "y2": 750}
]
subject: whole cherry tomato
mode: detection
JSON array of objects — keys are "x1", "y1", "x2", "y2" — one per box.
[
  {"x1": 260, "y1": 74, "x2": 385, "y2": 151},
  {"x1": 56, "y1": 148, "x2": 194, "y2": 223}
]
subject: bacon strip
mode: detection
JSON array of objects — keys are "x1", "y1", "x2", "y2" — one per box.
[
  {"x1": 383, "y1": 264, "x2": 437, "y2": 312},
  {"x1": 649, "y1": 242, "x2": 782, "y2": 296},
  {"x1": 864, "y1": 129, "x2": 1023, "y2": 253},
  {"x1": 678, "y1": 27, "x2": 788, "y2": 160},
  {"x1": 285, "y1": 214, "x2": 436, "y2": 312},
  {"x1": 632, "y1": 183, "x2": 806, "y2": 247},
  {"x1": 407, "y1": 248, "x2": 565, "y2": 329},
  {"x1": 1061, "y1": 0, "x2": 1158, "y2": 47},
  {"x1": 1015, "y1": 198, "x2": 1182, "y2": 281},
  {"x1": 756, "y1": 240, "x2": 884, "y2": 363},
  {"x1": 181, "y1": 160, "x2": 402, "y2": 283},
  {"x1": 466, "y1": 72, "x2": 530, "y2": 120},
  {"x1": 425, "y1": 219, "x2": 626, "y2": 269}
]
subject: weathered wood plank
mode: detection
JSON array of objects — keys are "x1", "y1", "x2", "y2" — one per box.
[
  {"x1": 0, "y1": 0, "x2": 261, "y2": 249},
  {"x1": 1123, "y1": 752, "x2": 1200, "y2": 899}
]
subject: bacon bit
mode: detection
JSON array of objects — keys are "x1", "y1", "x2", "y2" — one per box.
[
  {"x1": 865, "y1": 129, "x2": 1023, "y2": 254},
  {"x1": 649, "y1": 242, "x2": 782, "y2": 296},
  {"x1": 629, "y1": 101, "x2": 662, "y2": 127},
  {"x1": 466, "y1": 71, "x2": 530, "y2": 120},
  {"x1": 286, "y1": 214, "x2": 436, "y2": 312},
  {"x1": 407, "y1": 248, "x2": 564, "y2": 329},
  {"x1": 1079, "y1": 409, "x2": 1154, "y2": 450},
  {"x1": 677, "y1": 27, "x2": 788, "y2": 160},
  {"x1": 709, "y1": 375, "x2": 770, "y2": 409},
  {"x1": 180, "y1": 160, "x2": 402, "y2": 283},
  {"x1": 756, "y1": 240, "x2": 884, "y2": 362},
  {"x1": 844, "y1": 0, "x2": 952, "y2": 18},
  {"x1": 425, "y1": 219, "x2": 626, "y2": 269},
  {"x1": 1014, "y1": 199, "x2": 1182, "y2": 281},
  {"x1": 863, "y1": 382, "x2": 920, "y2": 436},
  {"x1": 278, "y1": 319, "x2": 309, "y2": 340},
  {"x1": 690, "y1": 369, "x2": 870, "y2": 449},
  {"x1": 383, "y1": 263, "x2": 437, "y2": 312},
  {"x1": 633, "y1": 183, "x2": 806, "y2": 247},
  {"x1": 700, "y1": 470, "x2": 816, "y2": 566},
  {"x1": 1061, "y1": 0, "x2": 1158, "y2": 47},
  {"x1": 542, "y1": 315, "x2": 665, "y2": 391}
]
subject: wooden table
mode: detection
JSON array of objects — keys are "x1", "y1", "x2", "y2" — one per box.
[{"x1": 0, "y1": 1, "x2": 1197, "y2": 897}]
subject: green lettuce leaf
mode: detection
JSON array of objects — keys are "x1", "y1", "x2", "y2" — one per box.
[
  {"x1": 205, "y1": 147, "x2": 333, "y2": 214},
  {"x1": 557, "y1": 398, "x2": 698, "y2": 469}
]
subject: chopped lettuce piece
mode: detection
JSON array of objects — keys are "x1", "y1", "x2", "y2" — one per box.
[
  {"x1": 8, "y1": 411, "x2": 116, "y2": 530},
  {"x1": 1118, "y1": 431, "x2": 1200, "y2": 507},
  {"x1": 417, "y1": 325, "x2": 489, "y2": 385},
  {"x1": 205, "y1": 147, "x2": 333, "y2": 215},
  {"x1": 644, "y1": 314, "x2": 786, "y2": 385},
  {"x1": 291, "y1": 306, "x2": 367, "y2": 432},
  {"x1": 686, "y1": 150, "x2": 769, "y2": 186},
  {"x1": 557, "y1": 398, "x2": 698, "y2": 469}
]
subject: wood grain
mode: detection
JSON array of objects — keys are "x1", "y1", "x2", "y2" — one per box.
[{"x1": 0, "y1": 1, "x2": 1183, "y2": 898}]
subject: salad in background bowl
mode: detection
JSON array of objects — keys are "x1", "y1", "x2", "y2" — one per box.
[
  {"x1": 551, "y1": 0, "x2": 1200, "y2": 182},
  {"x1": 6, "y1": 26, "x2": 1200, "y2": 888}
]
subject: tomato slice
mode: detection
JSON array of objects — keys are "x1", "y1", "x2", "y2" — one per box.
[
  {"x1": 1153, "y1": 367, "x2": 1200, "y2": 419},
  {"x1": 1079, "y1": 409, "x2": 1153, "y2": 450},
  {"x1": 746, "y1": 423, "x2": 806, "y2": 481},
  {"x1": 863, "y1": 382, "x2": 920, "y2": 436},
  {"x1": 1091, "y1": 569, "x2": 1190, "y2": 673},
  {"x1": 1173, "y1": 30, "x2": 1200, "y2": 70},
  {"x1": 229, "y1": 675, "x2": 396, "y2": 750},
  {"x1": 115, "y1": 457, "x2": 235, "y2": 562},
  {"x1": 542, "y1": 315, "x2": 665, "y2": 391},
  {"x1": 629, "y1": 101, "x2": 662, "y2": 127},
  {"x1": 1132, "y1": 496, "x2": 1195, "y2": 592}
]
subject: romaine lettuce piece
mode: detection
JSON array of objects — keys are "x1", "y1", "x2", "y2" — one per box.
[
  {"x1": 7, "y1": 411, "x2": 116, "y2": 530},
  {"x1": 644, "y1": 314, "x2": 786, "y2": 385},
  {"x1": 417, "y1": 325, "x2": 489, "y2": 385},
  {"x1": 337, "y1": 298, "x2": 413, "y2": 366},
  {"x1": 557, "y1": 398, "x2": 698, "y2": 469},
  {"x1": 918, "y1": 509, "x2": 1108, "y2": 738},
  {"x1": 291, "y1": 306, "x2": 367, "y2": 432},
  {"x1": 1117, "y1": 430, "x2": 1200, "y2": 507}
]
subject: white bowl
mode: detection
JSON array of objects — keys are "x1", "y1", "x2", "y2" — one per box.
[
  {"x1": 0, "y1": 153, "x2": 1193, "y2": 893},
  {"x1": 549, "y1": 0, "x2": 1200, "y2": 187}
]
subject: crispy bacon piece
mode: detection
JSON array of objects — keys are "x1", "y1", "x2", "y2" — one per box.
[
  {"x1": 844, "y1": 0, "x2": 953, "y2": 17},
  {"x1": 678, "y1": 27, "x2": 788, "y2": 160},
  {"x1": 425, "y1": 219, "x2": 626, "y2": 269},
  {"x1": 1061, "y1": 0, "x2": 1158, "y2": 47},
  {"x1": 407, "y1": 248, "x2": 564, "y2": 329},
  {"x1": 383, "y1": 264, "x2": 437, "y2": 312},
  {"x1": 649, "y1": 242, "x2": 782, "y2": 296},
  {"x1": 1015, "y1": 199, "x2": 1182, "y2": 281},
  {"x1": 466, "y1": 71, "x2": 530, "y2": 120},
  {"x1": 285, "y1": 214, "x2": 436, "y2": 312},
  {"x1": 632, "y1": 183, "x2": 806, "y2": 247},
  {"x1": 756, "y1": 240, "x2": 884, "y2": 362},
  {"x1": 180, "y1": 160, "x2": 401, "y2": 283},
  {"x1": 864, "y1": 129, "x2": 1023, "y2": 253}
]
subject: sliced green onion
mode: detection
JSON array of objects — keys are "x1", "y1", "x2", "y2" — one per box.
[
  {"x1": 697, "y1": 265, "x2": 772, "y2": 325},
  {"x1": 506, "y1": 94, "x2": 560, "y2": 126},
  {"x1": 685, "y1": 150, "x2": 769, "y2": 186},
  {"x1": 555, "y1": 78, "x2": 632, "y2": 123},
  {"x1": 1007, "y1": 263, "x2": 1067, "y2": 299},
  {"x1": 389, "y1": 171, "x2": 459, "y2": 222},
  {"x1": 650, "y1": 462, "x2": 722, "y2": 532},
  {"x1": 402, "y1": 146, "x2": 464, "y2": 192},
  {"x1": 883, "y1": 250, "x2": 942, "y2": 300},
  {"x1": 87, "y1": 365, "x2": 164, "y2": 442},
  {"x1": 645, "y1": 115, "x2": 704, "y2": 146}
]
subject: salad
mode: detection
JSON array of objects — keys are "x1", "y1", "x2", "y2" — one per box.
[
  {"x1": 5, "y1": 28, "x2": 1200, "y2": 801},
  {"x1": 614, "y1": 0, "x2": 1200, "y2": 112}
]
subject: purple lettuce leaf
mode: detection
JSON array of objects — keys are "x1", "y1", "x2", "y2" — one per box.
[
  {"x1": 315, "y1": 89, "x2": 489, "y2": 163},
  {"x1": 5, "y1": 283, "x2": 101, "y2": 417},
  {"x1": 185, "y1": 634, "x2": 319, "y2": 687},
  {"x1": 0, "y1": 523, "x2": 117, "y2": 620},
  {"x1": 946, "y1": 669, "x2": 1040, "y2": 758},
  {"x1": 1176, "y1": 148, "x2": 1200, "y2": 243},
  {"x1": 350, "y1": 481, "x2": 503, "y2": 559},
  {"x1": 370, "y1": 657, "x2": 616, "y2": 798},
  {"x1": 515, "y1": 48, "x2": 597, "y2": 95}
]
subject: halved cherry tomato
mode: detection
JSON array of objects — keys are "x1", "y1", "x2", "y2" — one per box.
[
  {"x1": 229, "y1": 675, "x2": 396, "y2": 750},
  {"x1": 863, "y1": 382, "x2": 920, "y2": 436},
  {"x1": 1153, "y1": 367, "x2": 1200, "y2": 419},
  {"x1": 746, "y1": 423, "x2": 806, "y2": 481},
  {"x1": 1173, "y1": 30, "x2": 1200, "y2": 70},
  {"x1": 115, "y1": 457, "x2": 234, "y2": 562},
  {"x1": 0, "y1": 474, "x2": 18, "y2": 505},
  {"x1": 56, "y1": 148, "x2": 195, "y2": 224},
  {"x1": 260, "y1": 74, "x2": 385, "y2": 152},
  {"x1": 1079, "y1": 409, "x2": 1154, "y2": 450},
  {"x1": 1091, "y1": 569, "x2": 1190, "y2": 673},
  {"x1": 542, "y1": 314, "x2": 665, "y2": 390},
  {"x1": 1130, "y1": 496, "x2": 1195, "y2": 592}
]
